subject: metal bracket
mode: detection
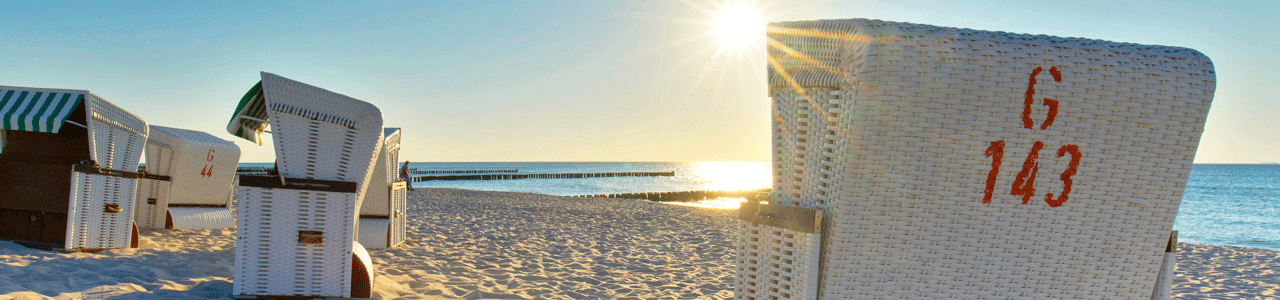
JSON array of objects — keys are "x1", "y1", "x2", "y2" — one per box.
[
  {"x1": 739, "y1": 201, "x2": 823, "y2": 234},
  {"x1": 298, "y1": 230, "x2": 324, "y2": 245}
]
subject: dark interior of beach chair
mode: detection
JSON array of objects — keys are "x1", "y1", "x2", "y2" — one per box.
[{"x1": 0, "y1": 103, "x2": 89, "y2": 249}]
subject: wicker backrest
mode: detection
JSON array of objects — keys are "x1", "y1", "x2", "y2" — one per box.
[
  {"x1": 85, "y1": 94, "x2": 148, "y2": 171},
  {"x1": 739, "y1": 18, "x2": 1216, "y2": 299},
  {"x1": 262, "y1": 72, "x2": 383, "y2": 202}
]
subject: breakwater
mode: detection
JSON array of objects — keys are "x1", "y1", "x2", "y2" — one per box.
[
  {"x1": 411, "y1": 171, "x2": 675, "y2": 181},
  {"x1": 410, "y1": 169, "x2": 519, "y2": 175},
  {"x1": 236, "y1": 166, "x2": 273, "y2": 175},
  {"x1": 572, "y1": 188, "x2": 770, "y2": 202}
]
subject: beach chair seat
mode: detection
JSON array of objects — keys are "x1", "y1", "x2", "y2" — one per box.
[
  {"x1": 739, "y1": 19, "x2": 1215, "y2": 299},
  {"x1": 228, "y1": 72, "x2": 382, "y2": 299},
  {"x1": 0, "y1": 86, "x2": 147, "y2": 251},
  {"x1": 358, "y1": 127, "x2": 407, "y2": 249},
  {"x1": 134, "y1": 125, "x2": 240, "y2": 230}
]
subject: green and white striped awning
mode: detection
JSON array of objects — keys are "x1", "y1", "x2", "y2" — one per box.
[
  {"x1": 0, "y1": 87, "x2": 84, "y2": 133},
  {"x1": 227, "y1": 81, "x2": 269, "y2": 145}
]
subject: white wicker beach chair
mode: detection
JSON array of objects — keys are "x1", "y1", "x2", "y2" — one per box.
[
  {"x1": 738, "y1": 19, "x2": 1215, "y2": 299},
  {"x1": 134, "y1": 125, "x2": 240, "y2": 230},
  {"x1": 228, "y1": 72, "x2": 381, "y2": 299},
  {"x1": 358, "y1": 127, "x2": 407, "y2": 249},
  {"x1": 0, "y1": 86, "x2": 148, "y2": 251}
]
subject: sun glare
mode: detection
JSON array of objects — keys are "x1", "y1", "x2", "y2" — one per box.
[{"x1": 712, "y1": 4, "x2": 765, "y2": 50}]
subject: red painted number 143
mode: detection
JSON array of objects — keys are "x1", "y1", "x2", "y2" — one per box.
[{"x1": 982, "y1": 66, "x2": 1082, "y2": 208}]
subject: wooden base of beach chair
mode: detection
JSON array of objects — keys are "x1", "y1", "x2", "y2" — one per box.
[
  {"x1": 0, "y1": 158, "x2": 76, "y2": 249},
  {"x1": 64, "y1": 165, "x2": 140, "y2": 251},
  {"x1": 233, "y1": 242, "x2": 374, "y2": 300},
  {"x1": 234, "y1": 176, "x2": 373, "y2": 299}
]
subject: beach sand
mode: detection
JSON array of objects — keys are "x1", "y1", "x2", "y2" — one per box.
[{"x1": 0, "y1": 188, "x2": 1275, "y2": 299}]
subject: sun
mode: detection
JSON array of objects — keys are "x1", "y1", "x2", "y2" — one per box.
[{"x1": 712, "y1": 4, "x2": 765, "y2": 50}]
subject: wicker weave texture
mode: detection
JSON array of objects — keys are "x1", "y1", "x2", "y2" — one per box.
[
  {"x1": 744, "y1": 18, "x2": 1216, "y2": 299},
  {"x1": 260, "y1": 72, "x2": 383, "y2": 202},
  {"x1": 145, "y1": 125, "x2": 240, "y2": 206},
  {"x1": 167, "y1": 207, "x2": 234, "y2": 231},
  {"x1": 85, "y1": 94, "x2": 147, "y2": 171},
  {"x1": 358, "y1": 128, "x2": 406, "y2": 248},
  {"x1": 383, "y1": 128, "x2": 401, "y2": 185},
  {"x1": 735, "y1": 223, "x2": 821, "y2": 300},
  {"x1": 391, "y1": 184, "x2": 406, "y2": 247},
  {"x1": 233, "y1": 186, "x2": 357, "y2": 298},
  {"x1": 359, "y1": 184, "x2": 408, "y2": 249},
  {"x1": 357, "y1": 218, "x2": 390, "y2": 249},
  {"x1": 66, "y1": 173, "x2": 137, "y2": 250},
  {"x1": 363, "y1": 146, "x2": 391, "y2": 216},
  {"x1": 362, "y1": 128, "x2": 402, "y2": 216},
  {"x1": 134, "y1": 178, "x2": 170, "y2": 229},
  {"x1": 233, "y1": 72, "x2": 383, "y2": 298}
]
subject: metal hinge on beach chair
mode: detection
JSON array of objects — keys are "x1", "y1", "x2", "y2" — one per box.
[{"x1": 0, "y1": 86, "x2": 148, "y2": 252}]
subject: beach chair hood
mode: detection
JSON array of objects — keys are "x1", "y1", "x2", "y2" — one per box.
[
  {"x1": 145, "y1": 125, "x2": 240, "y2": 205},
  {"x1": 0, "y1": 86, "x2": 148, "y2": 169},
  {"x1": 227, "y1": 72, "x2": 383, "y2": 147},
  {"x1": 0, "y1": 87, "x2": 85, "y2": 134}
]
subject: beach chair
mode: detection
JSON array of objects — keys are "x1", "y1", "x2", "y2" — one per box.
[
  {"x1": 228, "y1": 72, "x2": 382, "y2": 299},
  {"x1": 134, "y1": 125, "x2": 240, "y2": 230},
  {"x1": 358, "y1": 127, "x2": 407, "y2": 249},
  {"x1": 0, "y1": 86, "x2": 148, "y2": 251},
  {"x1": 738, "y1": 19, "x2": 1215, "y2": 299}
]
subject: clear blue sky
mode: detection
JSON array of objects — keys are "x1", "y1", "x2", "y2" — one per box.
[{"x1": 1, "y1": 0, "x2": 1274, "y2": 163}]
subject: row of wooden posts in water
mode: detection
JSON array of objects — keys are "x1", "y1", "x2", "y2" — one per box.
[
  {"x1": 408, "y1": 169, "x2": 519, "y2": 175},
  {"x1": 234, "y1": 167, "x2": 676, "y2": 182},
  {"x1": 572, "y1": 188, "x2": 771, "y2": 202},
  {"x1": 231, "y1": 166, "x2": 767, "y2": 203},
  {"x1": 410, "y1": 171, "x2": 675, "y2": 181}
]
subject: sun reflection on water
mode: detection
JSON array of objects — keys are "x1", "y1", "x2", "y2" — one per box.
[
  {"x1": 687, "y1": 161, "x2": 771, "y2": 191},
  {"x1": 668, "y1": 197, "x2": 749, "y2": 210},
  {"x1": 670, "y1": 161, "x2": 771, "y2": 210}
]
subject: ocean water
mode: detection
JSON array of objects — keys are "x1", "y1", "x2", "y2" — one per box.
[
  {"x1": 1174, "y1": 164, "x2": 1280, "y2": 250},
  {"x1": 405, "y1": 161, "x2": 770, "y2": 196},
  {"x1": 240, "y1": 162, "x2": 1280, "y2": 250}
]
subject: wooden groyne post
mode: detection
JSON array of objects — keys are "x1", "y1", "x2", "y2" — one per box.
[
  {"x1": 572, "y1": 188, "x2": 771, "y2": 202},
  {"x1": 410, "y1": 171, "x2": 675, "y2": 182}
]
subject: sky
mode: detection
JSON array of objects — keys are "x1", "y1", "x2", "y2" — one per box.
[{"x1": 0, "y1": 0, "x2": 1275, "y2": 163}]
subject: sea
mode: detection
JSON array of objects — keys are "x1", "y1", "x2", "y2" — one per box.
[{"x1": 241, "y1": 162, "x2": 1280, "y2": 251}]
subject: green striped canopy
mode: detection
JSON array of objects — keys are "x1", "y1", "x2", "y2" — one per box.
[
  {"x1": 227, "y1": 81, "x2": 268, "y2": 145},
  {"x1": 0, "y1": 87, "x2": 84, "y2": 133}
]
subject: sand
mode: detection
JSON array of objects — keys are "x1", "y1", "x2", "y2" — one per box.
[{"x1": 0, "y1": 188, "x2": 1275, "y2": 299}]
